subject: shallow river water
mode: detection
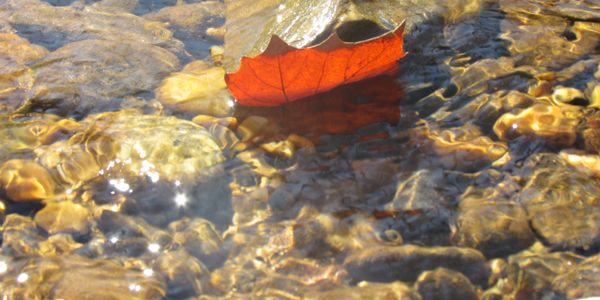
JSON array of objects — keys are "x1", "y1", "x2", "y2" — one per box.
[{"x1": 1, "y1": 0, "x2": 600, "y2": 299}]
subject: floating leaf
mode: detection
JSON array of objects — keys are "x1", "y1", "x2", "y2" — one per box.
[{"x1": 225, "y1": 21, "x2": 406, "y2": 106}]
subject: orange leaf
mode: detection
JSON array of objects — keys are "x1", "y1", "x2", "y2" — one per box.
[{"x1": 225, "y1": 21, "x2": 406, "y2": 106}]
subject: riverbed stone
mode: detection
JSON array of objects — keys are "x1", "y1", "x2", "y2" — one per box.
[
  {"x1": 34, "y1": 201, "x2": 91, "y2": 237},
  {"x1": 415, "y1": 268, "x2": 478, "y2": 300},
  {"x1": 343, "y1": 245, "x2": 490, "y2": 287}
]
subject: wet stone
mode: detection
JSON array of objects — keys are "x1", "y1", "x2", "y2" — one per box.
[
  {"x1": 410, "y1": 124, "x2": 508, "y2": 172},
  {"x1": 34, "y1": 201, "x2": 91, "y2": 237},
  {"x1": 454, "y1": 184, "x2": 535, "y2": 258},
  {"x1": 154, "y1": 249, "x2": 211, "y2": 299},
  {"x1": 493, "y1": 104, "x2": 579, "y2": 148},
  {"x1": 1, "y1": 214, "x2": 45, "y2": 256},
  {"x1": 7, "y1": 0, "x2": 184, "y2": 54},
  {"x1": 144, "y1": 1, "x2": 225, "y2": 59},
  {"x1": 0, "y1": 159, "x2": 55, "y2": 202},
  {"x1": 168, "y1": 218, "x2": 225, "y2": 270},
  {"x1": 384, "y1": 169, "x2": 456, "y2": 245},
  {"x1": 552, "y1": 253, "x2": 600, "y2": 299},
  {"x1": 0, "y1": 255, "x2": 166, "y2": 299},
  {"x1": 156, "y1": 60, "x2": 232, "y2": 116},
  {"x1": 415, "y1": 268, "x2": 478, "y2": 300},
  {"x1": 343, "y1": 245, "x2": 490, "y2": 287},
  {"x1": 24, "y1": 39, "x2": 179, "y2": 116},
  {"x1": 517, "y1": 160, "x2": 600, "y2": 250},
  {"x1": 306, "y1": 281, "x2": 421, "y2": 300},
  {"x1": 483, "y1": 251, "x2": 583, "y2": 300},
  {"x1": 0, "y1": 32, "x2": 47, "y2": 69}
]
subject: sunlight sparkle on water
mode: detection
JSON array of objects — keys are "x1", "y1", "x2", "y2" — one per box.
[
  {"x1": 0, "y1": 261, "x2": 7, "y2": 274},
  {"x1": 109, "y1": 178, "x2": 130, "y2": 192},
  {"x1": 143, "y1": 268, "x2": 154, "y2": 277},
  {"x1": 16, "y1": 273, "x2": 28, "y2": 283},
  {"x1": 174, "y1": 193, "x2": 188, "y2": 206},
  {"x1": 147, "y1": 243, "x2": 160, "y2": 253},
  {"x1": 128, "y1": 283, "x2": 142, "y2": 292}
]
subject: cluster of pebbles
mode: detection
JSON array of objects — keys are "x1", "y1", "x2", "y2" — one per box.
[{"x1": 1, "y1": 0, "x2": 600, "y2": 299}]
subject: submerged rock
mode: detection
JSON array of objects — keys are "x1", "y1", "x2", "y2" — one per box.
[
  {"x1": 454, "y1": 184, "x2": 535, "y2": 258},
  {"x1": 34, "y1": 201, "x2": 91, "y2": 237},
  {"x1": 0, "y1": 159, "x2": 55, "y2": 202},
  {"x1": 144, "y1": 1, "x2": 225, "y2": 59},
  {"x1": 517, "y1": 155, "x2": 600, "y2": 250},
  {"x1": 493, "y1": 104, "x2": 579, "y2": 147},
  {"x1": 7, "y1": 0, "x2": 184, "y2": 54},
  {"x1": 0, "y1": 255, "x2": 166, "y2": 299},
  {"x1": 415, "y1": 268, "x2": 478, "y2": 300},
  {"x1": 484, "y1": 251, "x2": 583, "y2": 300},
  {"x1": 343, "y1": 245, "x2": 490, "y2": 287},
  {"x1": 23, "y1": 39, "x2": 178, "y2": 116},
  {"x1": 306, "y1": 282, "x2": 421, "y2": 300},
  {"x1": 552, "y1": 253, "x2": 600, "y2": 299},
  {"x1": 169, "y1": 218, "x2": 225, "y2": 270},
  {"x1": 0, "y1": 32, "x2": 47, "y2": 69},
  {"x1": 156, "y1": 60, "x2": 232, "y2": 116},
  {"x1": 154, "y1": 249, "x2": 211, "y2": 299}
]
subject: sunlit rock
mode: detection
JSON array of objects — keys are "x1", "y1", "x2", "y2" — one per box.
[
  {"x1": 34, "y1": 201, "x2": 91, "y2": 237},
  {"x1": 0, "y1": 159, "x2": 55, "y2": 202},
  {"x1": 517, "y1": 155, "x2": 600, "y2": 249},
  {"x1": 454, "y1": 184, "x2": 535, "y2": 258},
  {"x1": 483, "y1": 251, "x2": 582, "y2": 300},
  {"x1": 552, "y1": 254, "x2": 600, "y2": 299},
  {"x1": 385, "y1": 169, "x2": 456, "y2": 245},
  {"x1": 0, "y1": 214, "x2": 45, "y2": 256},
  {"x1": 306, "y1": 282, "x2": 421, "y2": 300},
  {"x1": 192, "y1": 115, "x2": 237, "y2": 128},
  {"x1": 471, "y1": 91, "x2": 536, "y2": 126},
  {"x1": 559, "y1": 150, "x2": 600, "y2": 178},
  {"x1": 410, "y1": 124, "x2": 508, "y2": 172},
  {"x1": 0, "y1": 114, "x2": 61, "y2": 163},
  {"x1": 74, "y1": 110, "x2": 224, "y2": 182},
  {"x1": 493, "y1": 104, "x2": 579, "y2": 147},
  {"x1": 144, "y1": 1, "x2": 224, "y2": 58},
  {"x1": 156, "y1": 61, "x2": 232, "y2": 116},
  {"x1": 589, "y1": 83, "x2": 600, "y2": 108},
  {"x1": 153, "y1": 249, "x2": 211, "y2": 299},
  {"x1": 0, "y1": 255, "x2": 166, "y2": 299},
  {"x1": 38, "y1": 233, "x2": 83, "y2": 256},
  {"x1": 0, "y1": 32, "x2": 47, "y2": 68},
  {"x1": 36, "y1": 140, "x2": 100, "y2": 185},
  {"x1": 499, "y1": 0, "x2": 600, "y2": 68},
  {"x1": 7, "y1": 1, "x2": 184, "y2": 54},
  {"x1": 169, "y1": 218, "x2": 225, "y2": 270},
  {"x1": 415, "y1": 268, "x2": 478, "y2": 300},
  {"x1": 237, "y1": 116, "x2": 270, "y2": 142},
  {"x1": 25, "y1": 39, "x2": 179, "y2": 115},
  {"x1": 344, "y1": 245, "x2": 490, "y2": 287},
  {"x1": 551, "y1": 86, "x2": 585, "y2": 104}
]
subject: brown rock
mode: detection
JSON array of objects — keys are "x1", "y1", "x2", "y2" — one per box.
[
  {"x1": 493, "y1": 104, "x2": 579, "y2": 147},
  {"x1": 517, "y1": 158, "x2": 600, "y2": 249},
  {"x1": 343, "y1": 245, "x2": 490, "y2": 287},
  {"x1": 415, "y1": 268, "x2": 478, "y2": 300},
  {"x1": 0, "y1": 159, "x2": 55, "y2": 202},
  {"x1": 306, "y1": 281, "x2": 422, "y2": 300},
  {"x1": 34, "y1": 201, "x2": 91, "y2": 237},
  {"x1": 454, "y1": 185, "x2": 535, "y2": 258},
  {"x1": 553, "y1": 254, "x2": 600, "y2": 299}
]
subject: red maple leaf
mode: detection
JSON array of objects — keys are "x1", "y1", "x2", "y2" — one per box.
[{"x1": 225, "y1": 21, "x2": 406, "y2": 106}]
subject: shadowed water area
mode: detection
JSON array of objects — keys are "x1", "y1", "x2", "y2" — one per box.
[{"x1": 1, "y1": 0, "x2": 600, "y2": 299}]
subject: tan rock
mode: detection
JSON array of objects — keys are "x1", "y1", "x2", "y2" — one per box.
[
  {"x1": 156, "y1": 62, "x2": 232, "y2": 116},
  {"x1": 0, "y1": 32, "x2": 47, "y2": 67},
  {"x1": 551, "y1": 86, "x2": 585, "y2": 104},
  {"x1": 34, "y1": 201, "x2": 91, "y2": 236},
  {"x1": 0, "y1": 159, "x2": 55, "y2": 202},
  {"x1": 493, "y1": 104, "x2": 579, "y2": 147}
]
